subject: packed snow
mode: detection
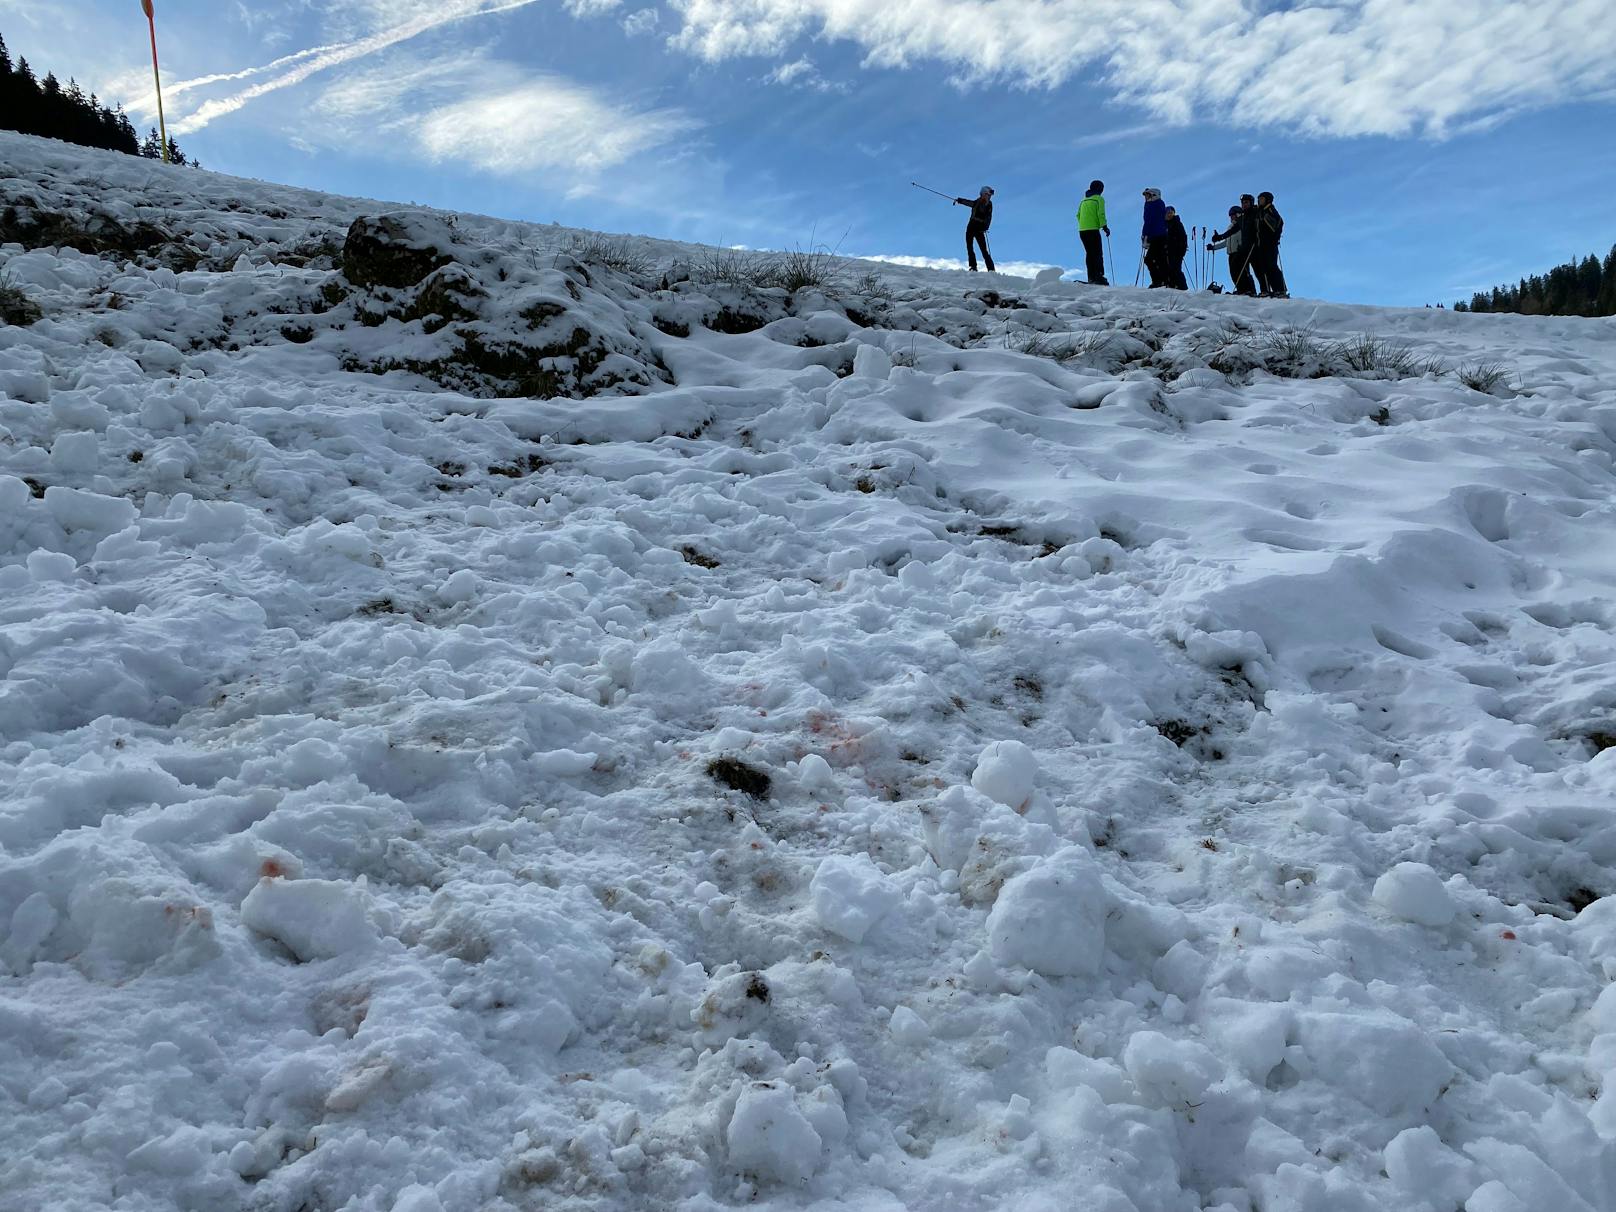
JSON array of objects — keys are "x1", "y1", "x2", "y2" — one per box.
[{"x1": 3, "y1": 130, "x2": 1616, "y2": 1212}]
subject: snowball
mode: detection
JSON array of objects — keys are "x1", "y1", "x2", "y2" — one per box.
[
  {"x1": 240, "y1": 877, "x2": 379, "y2": 962},
  {"x1": 1383, "y1": 1126, "x2": 1475, "y2": 1207},
  {"x1": 1122, "y1": 1030, "x2": 1223, "y2": 1106},
  {"x1": 852, "y1": 344, "x2": 892, "y2": 378},
  {"x1": 1588, "y1": 983, "x2": 1616, "y2": 1034},
  {"x1": 971, "y1": 739, "x2": 1038, "y2": 811},
  {"x1": 726, "y1": 1083, "x2": 822, "y2": 1184},
  {"x1": 987, "y1": 847, "x2": 1105, "y2": 977},
  {"x1": 436, "y1": 569, "x2": 479, "y2": 604},
  {"x1": 810, "y1": 854, "x2": 900, "y2": 943},
  {"x1": 49, "y1": 431, "x2": 100, "y2": 474},
  {"x1": 889, "y1": 1005, "x2": 930, "y2": 1045},
  {"x1": 4, "y1": 892, "x2": 59, "y2": 972},
  {"x1": 1204, "y1": 998, "x2": 1291, "y2": 1081},
  {"x1": 897, "y1": 559, "x2": 935, "y2": 592},
  {"x1": 630, "y1": 641, "x2": 712, "y2": 697},
  {"x1": 391, "y1": 1185, "x2": 446, "y2": 1212},
  {"x1": 796, "y1": 753, "x2": 836, "y2": 793},
  {"x1": 1372, "y1": 862, "x2": 1455, "y2": 927}
]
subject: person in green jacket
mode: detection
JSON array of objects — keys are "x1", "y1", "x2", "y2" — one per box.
[{"x1": 1076, "y1": 180, "x2": 1110, "y2": 284}]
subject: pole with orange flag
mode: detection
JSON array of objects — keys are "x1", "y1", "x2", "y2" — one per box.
[{"x1": 141, "y1": 0, "x2": 169, "y2": 163}]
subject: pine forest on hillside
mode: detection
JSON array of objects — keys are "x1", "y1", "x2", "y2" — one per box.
[
  {"x1": 1455, "y1": 244, "x2": 1616, "y2": 317},
  {"x1": 0, "y1": 31, "x2": 191, "y2": 165}
]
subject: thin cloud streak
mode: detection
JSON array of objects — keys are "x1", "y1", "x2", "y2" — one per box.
[{"x1": 158, "y1": 0, "x2": 547, "y2": 133}]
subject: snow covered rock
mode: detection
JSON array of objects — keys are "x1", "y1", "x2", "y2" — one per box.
[
  {"x1": 987, "y1": 847, "x2": 1106, "y2": 977},
  {"x1": 341, "y1": 213, "x2": 454, "y2": 290},
  {"x1": 971, "y1": 739, "x2": 1038, "y2": 811},
  {"x1": 810, "y1": 854, "x2": 901, "y2": 943},
  {"x1": 725, "y1": 1083, "x2": 822, "y2": 1184},
  {"x1": 1372, "y1": 862, "x2": 1455, "y2": 927},
  {"x1": 240, "y1": 877, "x2": 380, "y2": 962}
]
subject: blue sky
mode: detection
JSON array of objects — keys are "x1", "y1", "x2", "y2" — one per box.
[{"x1": 4, "y1": 0, "x2": 1614, "y2": 307}]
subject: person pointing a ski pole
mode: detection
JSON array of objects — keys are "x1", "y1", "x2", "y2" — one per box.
[{"x1": 954, "y1": 186, "x2": 996, "y2": 273}]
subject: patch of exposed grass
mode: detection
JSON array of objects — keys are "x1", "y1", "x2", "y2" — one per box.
[
  {"x1": 707, "y1": 756, "x2": 771, "y2": 799},
  {"x1": 1457, "y1": 359, "x2": 1511, "y2": 394}
]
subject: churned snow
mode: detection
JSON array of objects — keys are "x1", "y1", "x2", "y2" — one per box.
[{"x1": 3, "y1": 130, "x2": 1616, "y2": 1212}]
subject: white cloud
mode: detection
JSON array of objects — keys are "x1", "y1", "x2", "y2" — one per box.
[
  {"x1": 306, "y1": 49, "x2": 695, "y2": 175},
  {"x1": 622, "y1": 8, "x2": 660, "y2": 36},
  {"x1": 417, "y1": 76, "x2": 696, "y2": 173},
  {"x1": 660, "y1": 0, "x2": 1616, "y2": 138},
  {"x1": 861, "y1": 253, "x2": 1062, "y2": 278},
  {"x1": 765, "y1": 57, "x2": 849, "y2": 93}
]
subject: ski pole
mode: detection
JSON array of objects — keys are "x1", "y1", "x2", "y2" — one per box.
[
  {"x1": 1105, "y1": 232, "x2": 1115, "y2": 285},
  {"x1": 1134, "y1": 241, "x2": 1143, "y2": 287},
  {"x1": 910, "y1": 182, "x2": 955, "y2": 202}
]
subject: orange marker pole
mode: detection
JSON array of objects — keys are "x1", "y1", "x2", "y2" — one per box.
[{"x1": 141, "y1": 0, "x2": 169, "y2": 163}]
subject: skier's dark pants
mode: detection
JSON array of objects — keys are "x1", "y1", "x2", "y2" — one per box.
[
  {"x1": 1169, "y1": 256, "x2": 1188, "y2": 290},
  {"x1": 1230, "y1": 248, "x2": 1258, "y2": 296},
  {"x1": 1080, "y1": 229, "x2": 1107, "y2": 284},
  {"x1": 1144, "y1": 236, "x2": 1171, "y2": 287},
  {"x1": 1253, "y1": 244, "x2": 1286, "y2": 296},
  {"x1": 966, "y1": 225, "x2": 994, "y2": 272}
]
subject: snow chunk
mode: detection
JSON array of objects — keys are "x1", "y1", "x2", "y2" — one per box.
[
  {"x1": 726, "y1": 1083, "x2": 822, "y2": 1184},
  {"x1": 436, "y1": 569, "x2": 479, "y2": 604},
  {"x1": 1384, "y1": 1126, "x2": 1476, "y2": 1208},
  {"x1": 1372, "y1": 862, "x2": 1455, "y2": 927},
  {"x1": 1296, "y1": 1011, "x2": 1452, "y2": 1116},
  {"x1": 852, "y1": 344, "x2": 892, "y2": 378},
  {"x1": 987, "y1": 847, "x2": 1105, "y2": 976},
  {"x1": 810, "y1": 854, "x2": 900, "y2": 943},
  {"x1": 49, "y1": 431, "x2": 99, "y2": 474},
  {"x1": 44, "y1": 486, "x2": 137, "y2": 535},
  {"x1": 240, "y1": 877, "x2": 379, "y2": 962},
  {"x1": 391, "y1": 1185, "x2": 446, "y2": 1212},
  {"x1": 1122, "y1": 1030, "x2": 1223, "y2": 1107},
  {"x1": 796, "y1": 753, "x2": 836, "y2": 793},
  {"x1": 889, "y1": 1005, "x2": 930, "y2": 1044},
  {"x1": 971, "y1": 739, "x2": 1038, "y2": 811}
]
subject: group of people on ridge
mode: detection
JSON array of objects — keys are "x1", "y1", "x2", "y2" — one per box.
[
  {"x1": 954, "y1": 181, "x2": 1289, "y2": 298},
  {"x1": 1076, "y1": 181, "x2": 1288, "y2": 297}
]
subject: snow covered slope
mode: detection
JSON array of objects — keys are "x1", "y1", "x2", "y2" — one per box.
[{"x1": 3, "y1": 131, "x2": 1616, "y2": 1212}]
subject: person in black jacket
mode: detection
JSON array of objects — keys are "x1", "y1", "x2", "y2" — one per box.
[
  {"x1": 1254, "y1": 191, "x2": 1288, "y2": 298},
  {"x1": 954, "y1": 186, "x2": 995, "y2": 272},
  {"x1": 1164, "y1": 206, "x2": 1189, "y2": 290}
]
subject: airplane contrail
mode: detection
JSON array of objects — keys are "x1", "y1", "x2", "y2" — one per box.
[{"x1": 163, "y1": 0, "x2": 547, "y2": 133}]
